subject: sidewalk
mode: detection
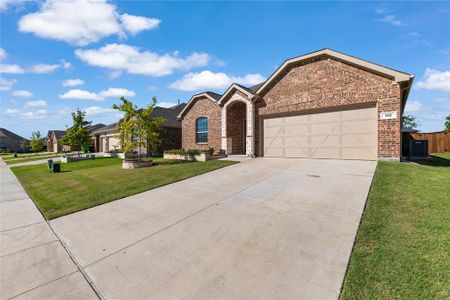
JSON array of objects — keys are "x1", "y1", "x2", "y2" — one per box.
[{"x1": 0, "y1": 159, "x2": 97, "y2": 299}]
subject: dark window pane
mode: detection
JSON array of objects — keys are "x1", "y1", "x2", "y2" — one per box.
[{"x1": 196, "y1": 117, "x2": 208, "y2": 143}]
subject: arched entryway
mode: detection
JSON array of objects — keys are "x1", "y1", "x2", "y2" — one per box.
[{"x1": 226, "y1": 101, "x2": 247, "y2": 154}]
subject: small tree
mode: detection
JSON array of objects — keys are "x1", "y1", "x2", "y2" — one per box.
[
  {"x1": 445, "y1": 115, "x2": 450, "y2": 132},
  {"x1": 30, "y1": 131, "x2": 44, "y2": 154},
  {"x1": 61, "y1": 109, "x2": 92, "y2": 157},
  {"x1": 112, "y1": 96, "x2": 165, "y2": 158},
  {"x1": 402, "y1": 114, "x2": 420, "y2": 130}
]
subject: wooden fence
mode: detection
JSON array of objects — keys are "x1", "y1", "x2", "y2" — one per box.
[{"x1": 410, "y1": 131, "x2": 450, "y2": 154}]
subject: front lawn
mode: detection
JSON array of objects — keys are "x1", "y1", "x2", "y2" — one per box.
[
  {"x1": 341, "y1": 153, "x2": 450, "y2": 299},
  {"x1": 3, "y1": 154, "x2": 61, "y2": 165},
  {"x1": 12, "y1": 158, "x2": 237, "y2": 219}
]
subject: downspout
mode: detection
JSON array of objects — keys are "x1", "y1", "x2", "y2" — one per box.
[{"x1": 399, "y1": 75, "x2": 415, "y2": 159}]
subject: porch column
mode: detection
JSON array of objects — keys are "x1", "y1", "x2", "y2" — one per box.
[
  {"x1": 221, "y1": 108, "x2": 227, "y2": 153},
  {"x1": 246, "y1": 101, "x2": 254, "y2": 156}
]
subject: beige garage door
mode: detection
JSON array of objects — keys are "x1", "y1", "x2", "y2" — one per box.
[{"x1": 263, "y1": 106, "x2": 377, "y2": 160}]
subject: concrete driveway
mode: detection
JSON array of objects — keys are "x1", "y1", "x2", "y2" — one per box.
[{"x1": 51, "y1": 158, "x2": 376, "y2": 299}]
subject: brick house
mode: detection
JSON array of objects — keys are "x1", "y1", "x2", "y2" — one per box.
[
  {"x1": 178, "y1": 49, "x2": 414, "y2": 161},
  {"x1": 92, "y1": 104, "x2": 186, "y2": 155},
  {"x1": 47, "y1": 124, "x2": 105, "y2": 153}
]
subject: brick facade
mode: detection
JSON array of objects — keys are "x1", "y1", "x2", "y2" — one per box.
[
  {"x1": 181, "y1": 96, "x2": 222, "y2": 152},
  {"x1": 226, "y1": 101, "x2": 246, "y2": 154},
  {"x1": 257, "y1": 56, "x2": 402, "y2": 158},
  {"x1": 181, "y1": 52, "x2": 409, "y2": 160}
]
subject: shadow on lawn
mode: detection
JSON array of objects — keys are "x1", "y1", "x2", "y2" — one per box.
[{"x1": 413, "y1": 154, "x2": 450, "y2": 167}]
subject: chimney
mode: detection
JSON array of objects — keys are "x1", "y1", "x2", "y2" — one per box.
[{"x1": 177, "y1": 99, "x2": 180, "y2": 105}]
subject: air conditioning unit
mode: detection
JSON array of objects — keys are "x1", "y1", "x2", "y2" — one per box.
[{"x1": 408, "y1": 140, "x2": 428, "y2": 159}]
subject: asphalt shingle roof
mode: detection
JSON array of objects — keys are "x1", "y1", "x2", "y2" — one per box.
[
  {"x1": 92, "y1": 104, "x2": 186, "y2": 134},
  {"x1": 0, "y1": 128, "x2": 29, "y2": 142}
]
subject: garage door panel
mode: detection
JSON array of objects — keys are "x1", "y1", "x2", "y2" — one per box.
[
  {"x1": 342, "y1": 120, "x2": 377, "y2": 133},
  {"x1": 311, "y1": 147, "x2": 340, "y2": 159},
  {"x1": 263, "y1": 105, "x2": 377, "y2": 160},
  {"x1": 342, "y1": 133, "x2": 377, "y2": 147},
  {"x1": 264, "y1": 136, "x2": 283, "y2": 147},
  {"x1": 311, "y1": 122, "x2": 339, "y2": 135},
  {"x1": 342, "y1": 108, "x2": 375, "y2": 120},
  {"x1": 264, "y1": 126, "x2": 283, "y2": 137},
  {"x1": 264, "y1": 146, "x2": 283, "y2": 157},
  {"x1": 310, "y1": 111, "x2": 340, "y2": 122},
  {"x1": 284, "y1": 115, "x2": 308, "y2": 125},
  {"x1": 310, "y1": 135, "x2": 340, "y2": 146},
  {"x1": 284, "y1": 147, "x2": 310, "y2": 157},
  {"x1": 285, "y1": 124, "x2": 309, "y2": 135},
  {"x1": 284, "y1": 136, "x2": 308, "y2": 147}
]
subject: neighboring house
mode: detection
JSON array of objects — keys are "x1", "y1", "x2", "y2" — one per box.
[
  {"x1": 46, "y1": 130, "x2": 68, "y2": 153},
  {"x1": 178, "y1": 48, "x2": 414, "y2": 161},
  {"x1": 0, "y1": 128, "x2": 29, "y2": 152},
  {"x1": 47, "y1": 124, "x2": 105, "y2": 153},
  {"x1": 92, "y1": 104, "x2": 186, "y2": 155}
]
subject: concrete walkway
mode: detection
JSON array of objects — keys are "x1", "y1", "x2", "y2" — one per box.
[
  {"x1": 50, "y1": 158, "x2": 376, "y2": 299},
  {"x1": 0, "y1": 160, "x2": 98, "y2": 299}
]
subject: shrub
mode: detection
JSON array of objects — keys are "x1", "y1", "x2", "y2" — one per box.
[
  {"x1": 187, "y1": 149, "x2": 201, "y2": 156},
  {"x1": 165, "y1": 149, "x2": 186, "y2": 155},
  {"x1": 202, "y1": 147, "x2": 214, "y2": 156}
]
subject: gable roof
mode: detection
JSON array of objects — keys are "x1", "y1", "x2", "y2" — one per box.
[
  {"x1": 256, "y1": 48, "x2": 414, "y2": 95},
  {"x1": 217, "y1": 83, "x2": 255, "y2": 106},
  {"x1": 0, "y1": 128, "x2": 29, "y2": 142},
  {"x1": 47, "y1": 130, "x2": 66, "y2": 140},
  {"x1": 178, "y1": 92, "x2": 221, "y2": 119},
  {"x1": 92, "y1": 104, "x2": 186, "y2": 134},
  {"x1": 87, "y1": 123, "x2": 105, "y2": 133}
]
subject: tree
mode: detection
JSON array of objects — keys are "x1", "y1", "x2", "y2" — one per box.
[
  {"x1": 402, "y1": 114, "x2": 420, "y2": 130},
  {"x1": 445, "y1": 115, "x2": 450, "y2": 132},
  {"x1": 112, "y1": 96, "x2": 165, "y2": 158},
  {"x1": 20, "y1": 139, "x2": 28, "y2": 153},
  {"x1": 61, "y1": 109, "x2": 92, "y2": 157},
  {"x1": 29, "y1": 131, "x2": 44, "y2": 154}
]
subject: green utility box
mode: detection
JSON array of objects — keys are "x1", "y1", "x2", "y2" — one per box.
[{"x1": 52, "y1": 163, "x2": 61, "y2": 173}]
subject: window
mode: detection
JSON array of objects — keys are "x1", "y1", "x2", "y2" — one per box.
[{"x1": 196, "y1": 117, "x2": 208, "y2": 143}]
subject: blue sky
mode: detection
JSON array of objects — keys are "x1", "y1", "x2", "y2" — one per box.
[{"x1": 1, "y1": 0, "x2": 449, "y2": 139}]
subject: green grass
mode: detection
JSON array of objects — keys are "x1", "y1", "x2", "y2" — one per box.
[
  {"x1": 12, "y1": 158, "x2": 237, "y2": 220},
  {"x1": 3, "y1": 154, "x2": 61, "y2": 165},
  {"x1": 341, "y1": 153, "x2": 450, "y2": 299}
]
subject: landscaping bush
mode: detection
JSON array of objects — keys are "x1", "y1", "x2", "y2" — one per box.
[
  {"x1": 187, "y1": 149, "x2": 201, "y2": 156},
  {"x1": 203, "y1": 147, "x2": 214, "y2": 156},
  {"x1": 165, "y1": 149, "x2": 186, "y2": 155}
]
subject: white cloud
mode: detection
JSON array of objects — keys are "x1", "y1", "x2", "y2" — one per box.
[
  {"x1": 170, "y1": 70, "x2": 265, "y2": 91},
  {"x1": 0, "y1": 77, "x2": 16, "y2": 91},
  {"x1": 84, "y1": 106, "x2": 115, "y2": 116},
  {"x1": 30, "y1": 60, "x2": 71, "y2": 74},
  {"x1": 0, "y1": 60, "x2": 71, "y2": 74},
  {"x1": 59, "y1": 87, "x2": 135, "y2": 101},
  {"x1": 4, "y1": 108, "x2": 47, "y2": 119},
  {"x1": 98, "y1": 87, "x2": 135, "y2": 98},
  {"x1": 0, "y1": 64, "x2": 25, "y2": 74},
  {"x1": 59, "y1": 89, "x2": 103, "y2": 101},
  {"x1": 18, "y1": 0, "x2": 160, "y2": 46},
  {"x1": 378, "y1": 15, "x2": 405, "y2": 26},
  {"x1": 416, "y1": 68, "x2": 450, "y2": 92},
  {"x1": 120, "y1": 14, "x2": 160, "y2": 35},
  {"x1": 12, "y1": 90, "x2": 33, "y2": 97},
  {"x1": 157, "y1": 102, "x2": 177, "y2": 108},
  {"x1": 62, "y1": 79, "x2": 84, "y2": 87},
  {"x1": 404, "y1": 100, "x2": 422, "y2": 113},
  {"x1": 56, "y1": 106, "x2": 72, "y2": 118},
  {"x1": 21, "y1": 109, "x2": 48, "y2": 119},
  {"x1": 75, "y1": 44, "x2": 210, "y2": 77},
  {"x1": 0, "y1": 48, "x2": 6, "y2": 61},
  {"x1": 0, "y1": 0, "x2": 26, "y2": 12},
  {"x1": 24, "y1": 100, "x2": 47, "y2": 107},
  {"x1": 30, "y1": 63, "x2": 59, "y2": 74}
]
